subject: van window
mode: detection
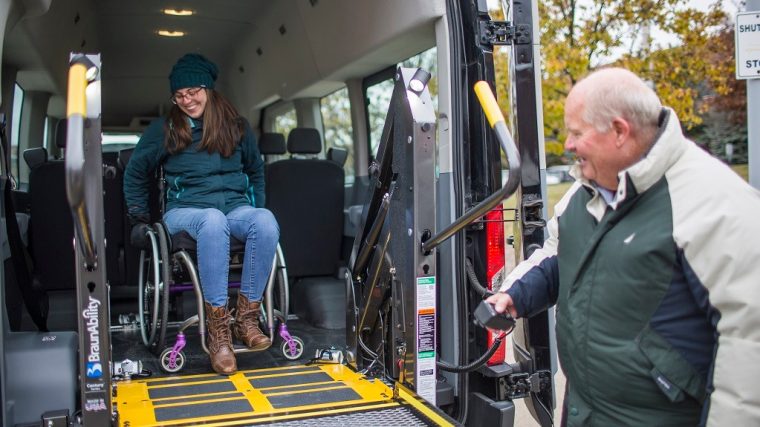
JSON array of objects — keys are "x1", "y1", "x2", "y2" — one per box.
[
  {"x1": 273, "y1": 106, "x2": 297, "y2": 138},
  {"x1": 42, "y1": 116, "x2": 49, "y2": 151},
  {"x1": 10, "y1": 83, "x2": 24, "y2": 180},
  {"x1": 102, "y1": 132, "x2": 140, "y2": 153},
  {"x1": 365, "y1": 47, "x2": 438, "y2": 158},
  {"x1": 320, "y1": 87, "x2": 354, "y2": 183},
  {"x1": 365, "y1": 76, "x2": 394, "y2": 158}
]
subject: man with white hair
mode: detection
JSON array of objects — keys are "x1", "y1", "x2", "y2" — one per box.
[{"x1": 487, "y1": 67, "x2": 760, "y2": 426}]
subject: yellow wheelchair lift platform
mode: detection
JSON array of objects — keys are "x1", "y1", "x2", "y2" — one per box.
[{"x1": 115, "y1": 364, "x2": 456, "y2": 426}]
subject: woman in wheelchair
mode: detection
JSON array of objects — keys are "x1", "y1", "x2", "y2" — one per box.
[{"x1": 123, "y1": 53, "x2": 279, "y2": 375}]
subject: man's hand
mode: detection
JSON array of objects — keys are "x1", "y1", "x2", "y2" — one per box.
[
  {"x1": 130, "y1": 222, "x2": 151, "y2": 248},
  {"x1": 486, "y1": 291, "x2": 518, "y2": 319}
]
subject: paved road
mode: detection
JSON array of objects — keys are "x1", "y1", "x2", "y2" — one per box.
[{"x1": 507, "y1": 336, "x2": 566, "y2": 426}]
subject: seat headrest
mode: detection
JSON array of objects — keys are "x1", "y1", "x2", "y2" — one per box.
[
  {"x1": 326, "y1": 147, "x2": 348, "y2": 167},
  {"x1": 55, "y1": 119, "x2": 67, "y2": 149},
  {"x1": 287, "y1": 128, "x2": 322, "y2": 154},
  {"x1": 258, "y1": 132, "x2": 286, "y2": 155},
  {"x1": 23, "y1": 147, "x2": 48, "y2": 169}
]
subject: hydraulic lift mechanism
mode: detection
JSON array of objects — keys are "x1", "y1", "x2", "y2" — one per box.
[{"x1": 347, "y1": 65, "x2": 536, "y2": 422}]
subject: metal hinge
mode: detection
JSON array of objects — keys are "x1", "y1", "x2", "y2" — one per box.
[
  {"x1": 522, "y1": 193, "x2": 546, "y2": 233},
  {"x1": 479, "y1": 21, "x2": 532, "y2": 46},
  {"x1": 479, "y1": 20, "x2": 513, "y2": 46},
  {"x1": 499, "y1": 369, "x2": 552, "y2": 400}
]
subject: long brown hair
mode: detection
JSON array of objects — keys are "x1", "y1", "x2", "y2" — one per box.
[{"x1": 164, "y1": 89, "x2": 244, "y2": 157}]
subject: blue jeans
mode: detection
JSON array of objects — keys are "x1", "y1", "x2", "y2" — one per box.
[{"x1": 163, "y1": 206, "x2": 279, "y2": 307}]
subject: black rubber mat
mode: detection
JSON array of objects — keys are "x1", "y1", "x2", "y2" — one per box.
[
  {"x1": 154, "y1": 398, "x2": 253, "y2": 421},
  {"x1": 244, "y1": 366, "x2": 320, "y2": 377},
  {"x1": 249, "y1": 371, "x2": 333, "y2": 388},
  {"x1": 145, "y1": 373, "x2": 226, "y2": 385},
  {"x1": 267, "y1": 387, "x2": 362, "y2": 408},
  {"x1": 259, "y1": 381, "x2": 346, "y2": 394},
  {"x1": 150, "y1": 391, "x2": 244, "y2": 404},
  {"x1": 148, "y1": 380, "x2": 236, "y2": 399}
]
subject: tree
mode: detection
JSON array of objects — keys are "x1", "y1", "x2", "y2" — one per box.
[
  {"x1": 691, "y1": 22, "x2": 748, "y2": 163},
  {"x1": 538, "y1": 0, "x2": 729, "y2": 144},
  {"x1": 703, "y1": 23, "x2": 746, "y2": 125}
]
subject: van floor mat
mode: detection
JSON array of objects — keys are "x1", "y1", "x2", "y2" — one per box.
[{"x1": 115, "y1": 364, "x2": 458, "y2": 426}]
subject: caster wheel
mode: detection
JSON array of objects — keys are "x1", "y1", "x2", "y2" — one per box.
[
  {"x1": 281, "y1": 336, "x2": 304, "y2": 360},
  {"x1": 159, "y1": 347, "x2": 186, "y2": 373}
]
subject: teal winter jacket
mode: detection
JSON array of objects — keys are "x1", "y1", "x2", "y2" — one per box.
[{"x1": 123, "y1": 116, "x2": 265, "y2": 222}]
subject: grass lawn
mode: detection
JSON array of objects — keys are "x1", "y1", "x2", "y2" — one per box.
[
  {"x1": 503, "y1": 181, "x2": 572, "y2": 219},
  {"x1": 732, "y1": 164, "x2": 748, "y2": 182}
]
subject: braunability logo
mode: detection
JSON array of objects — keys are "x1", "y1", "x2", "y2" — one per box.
[{"x1": 83, "y1": 296, "x2": 102, "y2": 378}]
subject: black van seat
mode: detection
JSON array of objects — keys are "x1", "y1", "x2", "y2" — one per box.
[
  {"x1": 326, "y1": 147, "x2": 348, "y2": 167},
  {"x1": 258, "y1": 132, "x2": 286, "y2": 155},
  {"x1": 266, "y1": 128, "x2": 345, "y2": 329},
  {"x1": 286, "y1": 128, "x2": 321, "y2": 155},
  {"x1": 102, "y1": 151, "x2": 126, "y2": 288},
  {"x1": 22, "y1": 147, "x2": 47, "y2": 169},
  {"x1": 26, "y1": 121, "x2": 75, "y2": 330}
]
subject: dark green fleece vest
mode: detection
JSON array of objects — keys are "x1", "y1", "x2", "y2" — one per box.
[{"x1": 556, "y1": 178, "x2": 703, "y2": 426}]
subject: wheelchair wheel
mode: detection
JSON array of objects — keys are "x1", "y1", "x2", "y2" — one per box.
[
  {"x1": 274, "y1": 247, "x2": 290, "y2": 317},
  {"x1": 281, "y1": 336, "x2": 304, "y2": 360},
  {"x1": 153, "y1": 222, "x2": 171, "y2": 354},
  {"x1": 138, "y1": 232, "x2": 161, "y2": 347},
  {"x1": 273, "y1": 268, "x2": 288, "y2": 318},
  {"x1": 159, "y1": 347, "x2": 185, "y2": 373}
]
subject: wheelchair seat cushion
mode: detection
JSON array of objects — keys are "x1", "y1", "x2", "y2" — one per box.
[{"x1": 171, "y1": 230, "x2": 246, "y2": 253}]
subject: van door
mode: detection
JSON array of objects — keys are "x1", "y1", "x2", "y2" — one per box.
[{"x1": 453, "y1": 0, "x2": 555, "y2": 425}]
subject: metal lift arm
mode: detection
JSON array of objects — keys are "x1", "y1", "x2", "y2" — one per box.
[{"x1": 66, "y1": 53, "x2": 115, "y2": 426}]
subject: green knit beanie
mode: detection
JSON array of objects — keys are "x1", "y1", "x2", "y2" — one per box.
[{"x1": 169, "y1": 53, "x2": 218, "y2": 93}]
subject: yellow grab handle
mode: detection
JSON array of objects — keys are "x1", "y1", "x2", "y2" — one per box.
[
  {"x1": 474, "y1": 81, "x2": 505, "y2": 128},
  {"x1": 67, "y1": 62, "x2": 88, "y2": 117}
]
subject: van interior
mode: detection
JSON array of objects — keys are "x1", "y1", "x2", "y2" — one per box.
[{"x1": 0, "y1": 1, "x2": 555, "y2": 426}]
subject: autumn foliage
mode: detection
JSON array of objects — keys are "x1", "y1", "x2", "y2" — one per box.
[{"x1": 492, "y1": 0, "x2": 743, "y2": 164}]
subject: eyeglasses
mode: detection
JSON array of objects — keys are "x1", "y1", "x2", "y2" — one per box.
[{"x1": 171, "y1": 86, "x2": 205, "y2": 104}]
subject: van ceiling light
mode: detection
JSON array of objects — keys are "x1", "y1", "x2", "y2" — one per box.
[
  {"x1": 158, "y1": 30, "x2": 185, "y2": 37},
  {"x1": 163, "y1": 9, "x2": 194, "y2": 16}
]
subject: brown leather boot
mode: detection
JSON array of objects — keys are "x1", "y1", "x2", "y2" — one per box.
[
  {"x1": 204, "y1": 302, "x2": 237, "y2": 375},
  {"x1": 233, "y1": 294, "x2": 272, "y2": 350}
]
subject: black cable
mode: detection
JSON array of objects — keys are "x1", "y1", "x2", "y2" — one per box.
[
  {"x1": 465, "y1": 257, "x2": 494, "y2": 298},
  {"x1": 436, "y1": 331, "x2": 509, "y2": 373},
  {"x1": 348, "y1": 272, "x2": 380, "y2": 362}
]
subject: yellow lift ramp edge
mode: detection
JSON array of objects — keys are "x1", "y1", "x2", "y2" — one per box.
[{"x1": 116, "y1": 364, "x2": 458, "y2": 426}]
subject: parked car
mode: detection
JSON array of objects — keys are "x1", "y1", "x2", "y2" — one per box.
[{"x1": 546, "y1": 165, "x2": 574, "y2": 184}]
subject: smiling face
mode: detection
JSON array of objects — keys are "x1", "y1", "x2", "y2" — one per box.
[
  {"x1": 563, "y1": 91, "x2": 627, "y2": 191},
  {"x1": 172, "y1": 87, "x2": 208, "y2": 119}
]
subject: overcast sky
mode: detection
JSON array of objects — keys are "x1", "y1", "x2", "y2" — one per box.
[{"x1": 693, "y1": 0, "x2": 740, "y2": 15}]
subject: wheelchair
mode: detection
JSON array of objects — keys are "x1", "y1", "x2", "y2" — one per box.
[{"x1": 137, "y1": 222, "x2": 304, "y2": 373}]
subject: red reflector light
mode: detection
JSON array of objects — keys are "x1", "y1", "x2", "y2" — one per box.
[{"x1": 485, "y1": 207, "x2": 506, "y2": 365}]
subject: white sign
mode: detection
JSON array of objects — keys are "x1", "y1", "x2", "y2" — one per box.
[{"x1": 736, "y1": 11, "x2": 760, "y2": 79}]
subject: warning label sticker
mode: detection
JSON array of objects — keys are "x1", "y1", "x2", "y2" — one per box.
[{"x1": 416, "y1": 276, "x2": 436, "y2": 405}]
